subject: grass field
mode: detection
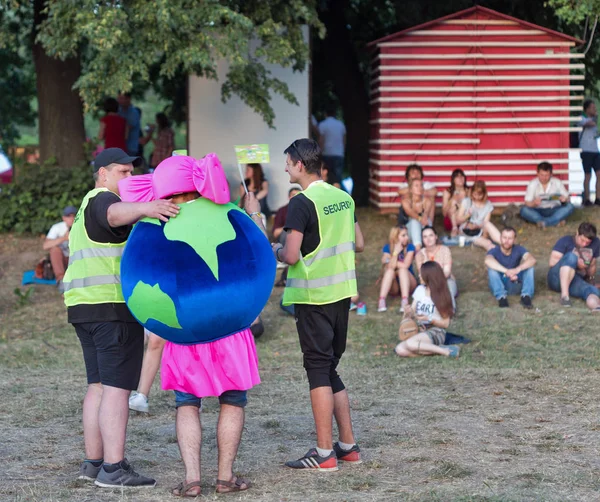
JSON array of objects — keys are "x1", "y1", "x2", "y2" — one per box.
[{"x1": 2, "y1": 207, "x2": 600, "y2": 501}]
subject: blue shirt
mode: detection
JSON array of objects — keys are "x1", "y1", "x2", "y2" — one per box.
[
  {"x1": 552, "y1": 235, "x2": 600, "y2": 258},
  {"x1": 382, "y1": 242, "x2": 415, "y2": 261},
  {"x1": 119, "y1": 106, "x2": 141, "y2": 155},
  {"x1": 487, "y1": 245, "x2": 528, "y2": 270}
]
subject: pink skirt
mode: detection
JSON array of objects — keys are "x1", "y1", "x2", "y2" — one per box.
[{"x1": 161, "y1": 328, "x2": 260, "y2": 398}]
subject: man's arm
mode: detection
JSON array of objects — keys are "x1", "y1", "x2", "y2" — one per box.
[
  {"x1": 275, "y1": 230, "x2": 302, "y2": 265},
  {"x1": 484, "y1": 254, "x2": 507, "y2": 273},
  {"x1": 548, "y1": 250, "x2": 564, "y2": 268},
  {"x1": 107, "y1": 200, "x2": 180, "y2": 227},
  {"x1": 43, "y1": 233, "x2": 68, "y2": 251},
  {"x1": 516, "y1": 252, "x2": 537, "y2": 272}
]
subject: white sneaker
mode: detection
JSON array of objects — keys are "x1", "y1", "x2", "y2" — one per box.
[
  {"x1": 377, "y1": 299, "x2": 387, "y2": 312},
  {"x1": 129, "y1": 392, "x2": 149, "y2": 413}
]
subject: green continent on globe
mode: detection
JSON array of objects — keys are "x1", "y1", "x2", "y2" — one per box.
[
  {"x1": 128, "y1": 281, "x2": 182, "y2": 329},
  {"x1": 164, "y1": 198, "x2": 238, "y2": 281}
]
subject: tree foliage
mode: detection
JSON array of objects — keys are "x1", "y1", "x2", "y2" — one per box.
[{"x1": 33, "y1": 0, "x2": 322, "y2": 127}]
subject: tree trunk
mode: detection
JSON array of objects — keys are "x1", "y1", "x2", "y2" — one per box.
[
  {"x1": 33, "y1": 0, "x2": 86, "y2": 168},
  {"x1": 319, "y1": 0, "x2": 371, "y2": 206}
]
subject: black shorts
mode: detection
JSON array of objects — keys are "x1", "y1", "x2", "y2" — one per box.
[
  {"x1": 294, "y1": 298, "x2": 351, "y2": 373},
  {"x1": 581, "y1": 152, "x2": 600, "y2": 174},
  {"x1": 74, "y1": 321, "x2": 144, "y2": 390}
]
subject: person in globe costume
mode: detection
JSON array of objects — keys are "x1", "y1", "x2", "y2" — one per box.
[{"x1": 118, "y1": 153, "x2": 275, "y2": 496}]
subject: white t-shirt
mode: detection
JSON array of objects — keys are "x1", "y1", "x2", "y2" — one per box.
[
  {"x1": 318, "y1": 117, "x2": 346, "y2": 157},
  {"x1": 524, "y1": 176, "x2": 569, "y2": 209},
  {"x1": 46, "y1": 221, "x2": 70, "y2": 257},
  {"x1": 412, "y1": 285, "x2": 442, "y2": 324},
  {"x1": 398, "y1": 181, "x2": 435, "y2": 191},
  {"x1": 461, "y1": 197, "x2": 494, "y2": 227}
]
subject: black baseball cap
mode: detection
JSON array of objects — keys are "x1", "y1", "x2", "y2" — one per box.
[{"x1": 93, "y1": 148, "x2": 142, "y2": 172}]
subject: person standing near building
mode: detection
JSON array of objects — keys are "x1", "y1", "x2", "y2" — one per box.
[
  {"x1": 273, "y1": 138, "x2": 364, "y2": 471},
  {"x1": 63, "y1": 147, "x2": 179, "y2": 488},
  {"x1": 318, "y1": 107, "x2": 346, "y2": 183},
  {"x1": 117, "y1": 92, "x2": 141, "y2": 158},
  {"x1": 579, "y1": 99, "x2": 600, "y2": 206}
]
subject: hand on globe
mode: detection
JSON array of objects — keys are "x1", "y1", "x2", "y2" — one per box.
[{"x1": 144, "y1": 199, "x2": 180, "y2": 222}]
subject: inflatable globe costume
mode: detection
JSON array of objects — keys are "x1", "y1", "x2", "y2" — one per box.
[{"x1": 118, "y1": 153, "x2": 275, "y2": 398}]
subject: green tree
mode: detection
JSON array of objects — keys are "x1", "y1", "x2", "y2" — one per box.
[{"x1": 0, "y1": 0, "x2": 322, "y2": 167}]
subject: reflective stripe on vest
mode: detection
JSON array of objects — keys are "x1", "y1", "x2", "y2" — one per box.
[
  {"x1": 303, "y1": 241, "x2": 355, "y2": 267},
  {"x1": 283, "y1": 182, "x2": 357, "y2": 306},
  {"x1": 286, "y1": 269, "x2": 356, "y2": 289},
  {"x1": 62, "y1": 275, "x2": 121, "y2": 292},
  {"x1": 68, "y1": 247, "x2": 124, "y2": 265},
  {"x1": 63, "y1": 187, "x2": 127, "y2": 307}
]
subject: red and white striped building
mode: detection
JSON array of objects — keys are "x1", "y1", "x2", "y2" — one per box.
[{"x1": 368, "y1": 5, "x2": 584, "y2": 211}]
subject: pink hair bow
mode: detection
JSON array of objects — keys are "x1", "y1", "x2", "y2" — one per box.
[{"x1": 118, "y1": 153, "x2": 230, "y2": 204}]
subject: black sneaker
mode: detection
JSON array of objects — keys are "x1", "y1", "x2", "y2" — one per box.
[
  {"x1": 520, "y1": 295, "x2": 533, "y2": 309},
  {"x1": 94, "y1": 459, "x2": 156, "y2": 488},
  {"x1": 595, "y1": 200, "x2": 600, "y2": 207},
  {"x1": 333, "y1": 442, "x2": 362, "y2": 464},
  {"x1": 78, "y1": 460, "x2": 102, "y2": 481},
  {"x1": 584, "y1": 199, "x2": 594, "y2": 207},
  {"x1": 284, "y1": 448, "x2": 338, "y2": 471},
  {"x1": 498, "y1": 297, "x2": 509, "y2": 308}
]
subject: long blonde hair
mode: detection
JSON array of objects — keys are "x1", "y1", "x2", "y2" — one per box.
[{"x1": 389, "y1": 225, "x2": 408, "y2": 253}]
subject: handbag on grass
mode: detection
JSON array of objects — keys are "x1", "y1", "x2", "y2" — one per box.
[{"x1": 398, "y1": 315, "x2": 424, "y2": 341}]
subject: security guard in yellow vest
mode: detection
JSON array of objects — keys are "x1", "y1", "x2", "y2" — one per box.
[
  {"x1": 273, "y1": 139, "x2": 365, "y2": 471},
  {"x1": 64, "y1": 148, "x2": 179, "y2": 489}
]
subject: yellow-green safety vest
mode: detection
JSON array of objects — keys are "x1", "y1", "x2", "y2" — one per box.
[
  {"x1": 63, "y1": 188, "x2": 127, "y2": 307},
  {"x1": 283, "y1": 181, "x2": 357, "y2": 306}
]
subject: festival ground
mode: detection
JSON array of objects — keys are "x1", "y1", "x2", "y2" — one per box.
[{"x1": 2, "y1": 208, "x2": 600, "y2": 501}]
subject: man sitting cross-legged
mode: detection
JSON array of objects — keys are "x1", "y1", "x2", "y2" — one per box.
[
  {"x1": 484, "y1": 226, "x2": 536, "y2": 309},
  {"x1": 547, "y1": 222, "x2": 600, "y2": 311}
]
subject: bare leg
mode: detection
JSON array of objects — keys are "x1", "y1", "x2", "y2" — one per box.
[
  {"x1": 82, "y1": 383, "x2": 103, "y2": 459},
  {"x1": 586, "y1": 294, "x2": 600, "y2": 310},
  {"x1": 584, "y1": 171, "x2": 592, "y2": 202},
  {"x1": 395, "y1": 333, "x2": 451, "y2": 357},
  {"x1": 398, "y1": 267, "x2": 411, "y2": 300},
  {"x1": 378, "y1": 267, "x2": 396, "y2": 300},
  {"x1": 333, "y1": 389, "x2": 355, "y2": 445},
  {"x1": 137, "y1": 333, "x2": 165, "y2": 397},
  {"x1": 595, "y1": 172, "x2": 600, "y2": 202},
  {"x1": 98, "y1": 386, "x2": 130, "y2": 463},
  {"x1": 483, "y1": 221, "x2": 501, "y2": 245},
  {"x1": 49, "y1": 247, "x2": 67, "y2": 281},
  {"x1": 175, "y1": 406, "x2": 202, "y2": 496},
  {"x1": 473, "y1": 236, "x2": 494, "y2": 251},
  {"x1": 216, "y1": 404, "x2": 245, "y2": 484},
  {"x1": 310, "y1": 386, "x2": 334, "y2": 450},
  {"x1": 559, "y1": 265, "x2": 575, "y2": 298}
]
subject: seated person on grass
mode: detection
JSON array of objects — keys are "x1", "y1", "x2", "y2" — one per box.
[
  {"x1": 394, "y1": 261, "x2": 459, "y2": 359},
  {"x1": 519, "y1": 161, "x2": 574, "y2": 229},
  {"x1": 547, "y1": 222, "x2": 600, "y2": 311},
  {"x1": 455, "y1": 180, "x2": 501, "y2": 251},
  {"x1": 377, "y1": 225, "x2": 417, "y2": 313},
  {"x1": 43, "y1": 205, "x2": 77, "y2": 283},
  {"x1": 397, "y1": 164, "x2": 436, "y2": 225},
  {"x1": 484, "y1": 226, "x2": 536, "y2": 309}
]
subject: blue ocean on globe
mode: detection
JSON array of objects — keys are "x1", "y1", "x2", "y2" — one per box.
[{"x1": 120, "y1": 198, "x2": 276, "y2": 344}]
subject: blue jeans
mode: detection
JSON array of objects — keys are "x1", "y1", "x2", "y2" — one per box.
[
  {"x1": 407, "y1": 218, "x2": 423, "y2": 247},
  {"x1": 520, "y1": 204, "x2": 574, "y2": 227},
  {"x1": 487, "y1": 267, "x2": 535, "y2": 299},
  {"x1": 547, "y1": 252, "x2": 600, "y2": 300},
  {"x1": 174, "y1": 389, "x2": 248, "y2": 409}
]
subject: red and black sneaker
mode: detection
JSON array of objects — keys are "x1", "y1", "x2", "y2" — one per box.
[
  {"x1": 284, "y1": 448, "x2": 339, "y2": 471},
  {"x1": 333, "y1": 442, "x2": 362, "y2": 464}
]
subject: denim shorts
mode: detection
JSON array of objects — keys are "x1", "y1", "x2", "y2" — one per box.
[{"x1": 174, "y1": 389, "x2": 248, "y2": 409}]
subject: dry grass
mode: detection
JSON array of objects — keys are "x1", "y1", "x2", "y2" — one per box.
[{"x1": 2, "y1": 208, "x2": 600, "y2": 501}]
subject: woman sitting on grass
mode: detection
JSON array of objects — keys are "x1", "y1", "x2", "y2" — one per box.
[
  {"x1": 378, "y1": 225, "x2": 417, "y2": 313},
  {"x1": 442, "y1": 169, "x2": 470, "y2": 237},
  {"x1": 455, "y1": 180, "x2": 500, "y2": 251},
  {"x1": 402, "y1": 178, "x2": 433, "y2": 251},
  {"x1": 394, "y1": 261, "x2": 460, "y2": 358}
]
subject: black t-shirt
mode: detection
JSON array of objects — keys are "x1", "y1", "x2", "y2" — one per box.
[
  {"x1": 67, "y1": 191, "x2": 136, "y2": 324},
  {"x1": 284, "y1": 190, "x2": 356, "y2": 257}
]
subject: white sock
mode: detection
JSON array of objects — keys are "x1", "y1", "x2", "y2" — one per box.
[
  {"x1": 337, "y1": 441, "x2": 355, "y2": 451},
  {"x1": 316, "y1": 447, "x2": 333, "y2": 457}
]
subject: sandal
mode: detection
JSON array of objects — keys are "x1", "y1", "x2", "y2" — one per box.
[
  {"x1": 172, "y1": 480, "x2": 202, "y2": 497},
  {"x1": 215, "y1": 476, "x2": 251, "y2": 494}
]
